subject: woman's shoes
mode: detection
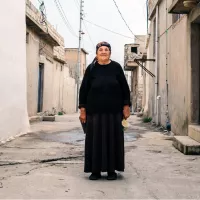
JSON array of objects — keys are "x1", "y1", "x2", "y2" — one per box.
[
  {"x1": 107, "y1": 172, "x2": 117, "y2": 180},
  {"x1": 89, "y1": 172, "x2": 117, "y2": 180},
  {"x1": 89, "y1": 173, "x2": 101, "y2": 180}
]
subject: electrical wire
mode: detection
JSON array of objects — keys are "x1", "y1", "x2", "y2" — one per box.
[
  {"x1": 53, "y1": 0, "x2": 78, "y2": 37},
  {"x1": 112, "y1": 0, "x2": 145, "y2": 42},
  {"x1": 56, "y1": 0, "x2": 77, "y2": 35},
  {"x1": 83, "y1": 21, "x2": 96, "y2": 49},
  {"x1": 84, "y1": 19, "x2": 135, "y2": 40},
  {"x1": 73, "y1": 0, "x2": 80, "y2": 9},
  {"x1": 72, "y1": 0, "x2": 95, "y2": 48}
]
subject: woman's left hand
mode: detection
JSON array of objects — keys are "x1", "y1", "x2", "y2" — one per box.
[{"x1": 123, "y1": 105, "x2": 130, "y2": 120}]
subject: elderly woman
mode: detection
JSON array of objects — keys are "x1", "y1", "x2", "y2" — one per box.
[{"x1": 79, "y1": 42, "x2": 131, "y2": 180}]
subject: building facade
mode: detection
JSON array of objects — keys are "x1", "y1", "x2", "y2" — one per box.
[
  {"x1": 0, "y1": 0, "x2": 29, "y2": 142},
  {"x1": 146, "y1": 0, "x2": 200, "y2": 142},
  {"x1": 124, "y1": 35, "x2": 147, "y2": 112},
  {"x1": 26, "y1": 0, "x2": 76, "y2": 116},
  {"x1": 64, "y1": 48, "x2": 88, "y2": 81}
]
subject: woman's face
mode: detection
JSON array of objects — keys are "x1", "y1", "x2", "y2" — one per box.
[{"x1": 96, "y1": 46, "x2": 111, "y2": 62}]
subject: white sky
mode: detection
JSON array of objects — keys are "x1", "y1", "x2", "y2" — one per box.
[{"x1": 31, "y1": 0, "x2": 147, "y2": 65}]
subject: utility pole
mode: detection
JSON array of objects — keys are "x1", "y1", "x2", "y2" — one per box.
[{"x1": 76, "y1": 0, "x2": 84, "y2": 112}]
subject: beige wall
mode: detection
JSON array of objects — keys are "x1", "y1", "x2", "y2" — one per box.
[
  {"x1": 65, "y1": 49, "x2": 87, "y2": 80},
  {"x1": 0, "y1": 0, "x2": 29, "y2": 142},
  {"x1": 42, "y1": 58, "x2": 54, "y2": 112},
  {"x1": 146, "y1": 19, "x2": 156, "y2": 118},
  {"x1": 26, "y1": 31, "x2": 76, "y2": 116},
  {"x1": 146, "y1": 0, "x2": 190, "y2": 135},
  {"x1": 26, "y1": 0, "x2": 76, "y2": 116},
  {"x1": 63, "y1": 67, "x2": 76, "y2": 113},
  {"x1": 168, "y1": 16, "x2": 189, "y2": 135},
  {"x1": 26, "y1": 28, "x2": 40, "y2": 116},
  {"x1": 137, "y1": 66, "x2": 144, "y2": 111}
]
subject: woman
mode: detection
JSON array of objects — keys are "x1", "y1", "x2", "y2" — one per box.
[{"x1": 79, "y1": 41, "x2": 131, "y2": 180}]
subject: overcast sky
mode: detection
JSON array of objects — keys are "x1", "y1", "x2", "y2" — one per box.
[{"x1": 31, "y1": 0, "x2": 147, "y2": 65}]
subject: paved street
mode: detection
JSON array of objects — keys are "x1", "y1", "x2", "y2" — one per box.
[{"x1": 0, "y1": 114, "x2": 200, "y2": 199}]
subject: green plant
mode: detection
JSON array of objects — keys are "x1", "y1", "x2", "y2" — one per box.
[
  {"x1": 58, "y1": 108, "x2": 66, "y2": 115},
  {"x1": 43, "y1": 107, "x2": 57, "y2": 116},
  {"x1": 58, "y1": 111, "x2": 63, "y2": 115},
  {"x1": 143, "y1": 117, "x2": 152, "y2": 123}
]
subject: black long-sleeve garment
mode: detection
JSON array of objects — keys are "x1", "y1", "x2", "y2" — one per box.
[{"x1": 79, "y1": 60, "x2": 131, "y2": 114}]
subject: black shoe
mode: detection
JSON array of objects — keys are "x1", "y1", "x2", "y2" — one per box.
[
  {"x1": 89, "y1": 173, "x2": 101, "y2": 180},
  {"x1": 107, "y1": 172, "x2": 117, "y2": 180}
]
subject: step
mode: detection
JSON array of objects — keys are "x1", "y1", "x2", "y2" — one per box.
[
  {"x1": 173, "y1": 136, "x2": 200, "y2": 155},
  {"x1": 189, "y1": 125, "x2": 200, "y2": 143},
  {"x1": 29, "y1": 116, "x2": 43, "y2": 124}
]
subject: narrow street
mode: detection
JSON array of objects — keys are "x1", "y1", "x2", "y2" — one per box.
[{"x1": 0, "y1": 114, "x2": 200, "y2": 199}]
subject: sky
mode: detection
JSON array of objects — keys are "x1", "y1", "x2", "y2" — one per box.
[{"x1": 31, "y1": 0, "x2": 147, "y2": 65}]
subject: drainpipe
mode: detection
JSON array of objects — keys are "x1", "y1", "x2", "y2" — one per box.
[
  {"x1": 165, "y1": 0, "x2": 171, "y2": 132},
  {"x1": 146, "y1": 0, "x2": 149, "y2": 34},
  {"x1": 154, "y1": 5, "x2": 159, "y2": 124}
]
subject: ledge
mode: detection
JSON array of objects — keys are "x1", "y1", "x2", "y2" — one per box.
[{"x1": 168, "y1": 0, "x2": 193, "y2": 14}]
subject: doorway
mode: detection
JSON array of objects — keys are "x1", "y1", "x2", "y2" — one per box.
[
  {"x1": 37, "y1": 63, "x2": 44, "y2": 113},
  {"x1": 191, "y1": 24, "x2": 200, "y2": 124}
]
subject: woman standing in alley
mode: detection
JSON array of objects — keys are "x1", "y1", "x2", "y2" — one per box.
[{"x1": 79, "y1": 41, "x2": 131, "y2": 180}]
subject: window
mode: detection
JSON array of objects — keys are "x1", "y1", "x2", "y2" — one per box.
[{"x1": 131, "y1": 47, "x2": 137, "y2": 54}]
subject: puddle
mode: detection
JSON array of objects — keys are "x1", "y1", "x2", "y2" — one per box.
[
  {"x1": 124, "y1": 132, "x2": 141, "y2": 142},
  {"x1": 39, "y1": 129, "x2": 140, "y2": 144},
  {"x1": 39, "y1": 129, "x2": 85, "y2": 145}
]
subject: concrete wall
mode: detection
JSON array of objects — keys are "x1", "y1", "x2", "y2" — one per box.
[
  {"x1": 137, "y1": 66, "x2": 144, "y2": 111},
  {"x1": 42, "y1": 57, "x2": 54, "y2": 112},
  {"x1": 26, "y1": 29, "x2": 40, "y2": 116},
  {"x1": 0, "y1": 0, "x2": 29, "y2": 142},
  {"x1": 146, "y1": 19, "x2": 156, "y2": 118},
  {"x1": 146, "y1": 0, "x2": 190, "y2": 135},
  {"x1": 63, "y1": 67, "x2": 76, "y2": 113},
  {"x1": 26, "y1": 32, "x2": 76, "y2": 115},
  {"x1": 65, "y1": 49, "x2": 87, "y2": 80},
  {"x1": 168, "y1": 16, "x2": 189, "y2": 135},
  {"x1": 26, "y1": 0, "x2": 76, "y2": 116}
]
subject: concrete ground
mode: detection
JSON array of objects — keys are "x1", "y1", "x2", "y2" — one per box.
[{"x1": 0, "y1": 114, "x2": 200, "y2": 199}]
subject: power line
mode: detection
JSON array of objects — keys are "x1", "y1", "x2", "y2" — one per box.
[
  {"x1": 72, "y1": 0, "x2": 95, "y2": 49},
  {"x1": 56, "y1": 0, "x2": 77, "y2": 34},
  {"x1": 73, "y1": 0, "x2": 79, "y2": 9},
  {"x1": 53, "y1": 0, "x2": 78, "y2": 37},
  {"x1": 112, "y1": 0, "x2": 144, "y2": 42},
  {"x1": 84, "y1": 19, "x2": 135, "y2": 40},
  {"x1": 83, "y1": 21, "x2": 95, "y2": 49}
]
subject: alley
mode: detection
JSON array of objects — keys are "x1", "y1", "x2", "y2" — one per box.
[{"x1": 0, "y1": 114, "x2": 200, "y2": 199}]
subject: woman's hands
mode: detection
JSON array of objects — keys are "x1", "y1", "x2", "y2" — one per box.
[
  {"x1": 79, "y1": 108, "x2": 86, "y2": 123},
  {"x1": 123, "y1": 105, "x2": 130, "y2": 120}
]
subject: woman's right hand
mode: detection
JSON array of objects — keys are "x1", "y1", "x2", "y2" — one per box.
[{"x1": 79, "y1": 108, "x2": 86, "y2": 123}]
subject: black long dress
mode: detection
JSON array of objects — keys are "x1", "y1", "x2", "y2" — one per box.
[{"x1": 79, "y1": 61, "x2": 131, "y2": 173}]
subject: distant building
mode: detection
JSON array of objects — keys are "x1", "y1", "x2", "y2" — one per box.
[
  {"x1": 65, "y1": 48, "x2": 89, "y2": 81},
  {"x1": 124, "y1": 35, "x2": 147, "y2": 112}
]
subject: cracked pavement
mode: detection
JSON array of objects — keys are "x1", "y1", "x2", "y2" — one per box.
[{"x1": 0, "y1": 113, "x2": 200, "y2": 199}]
